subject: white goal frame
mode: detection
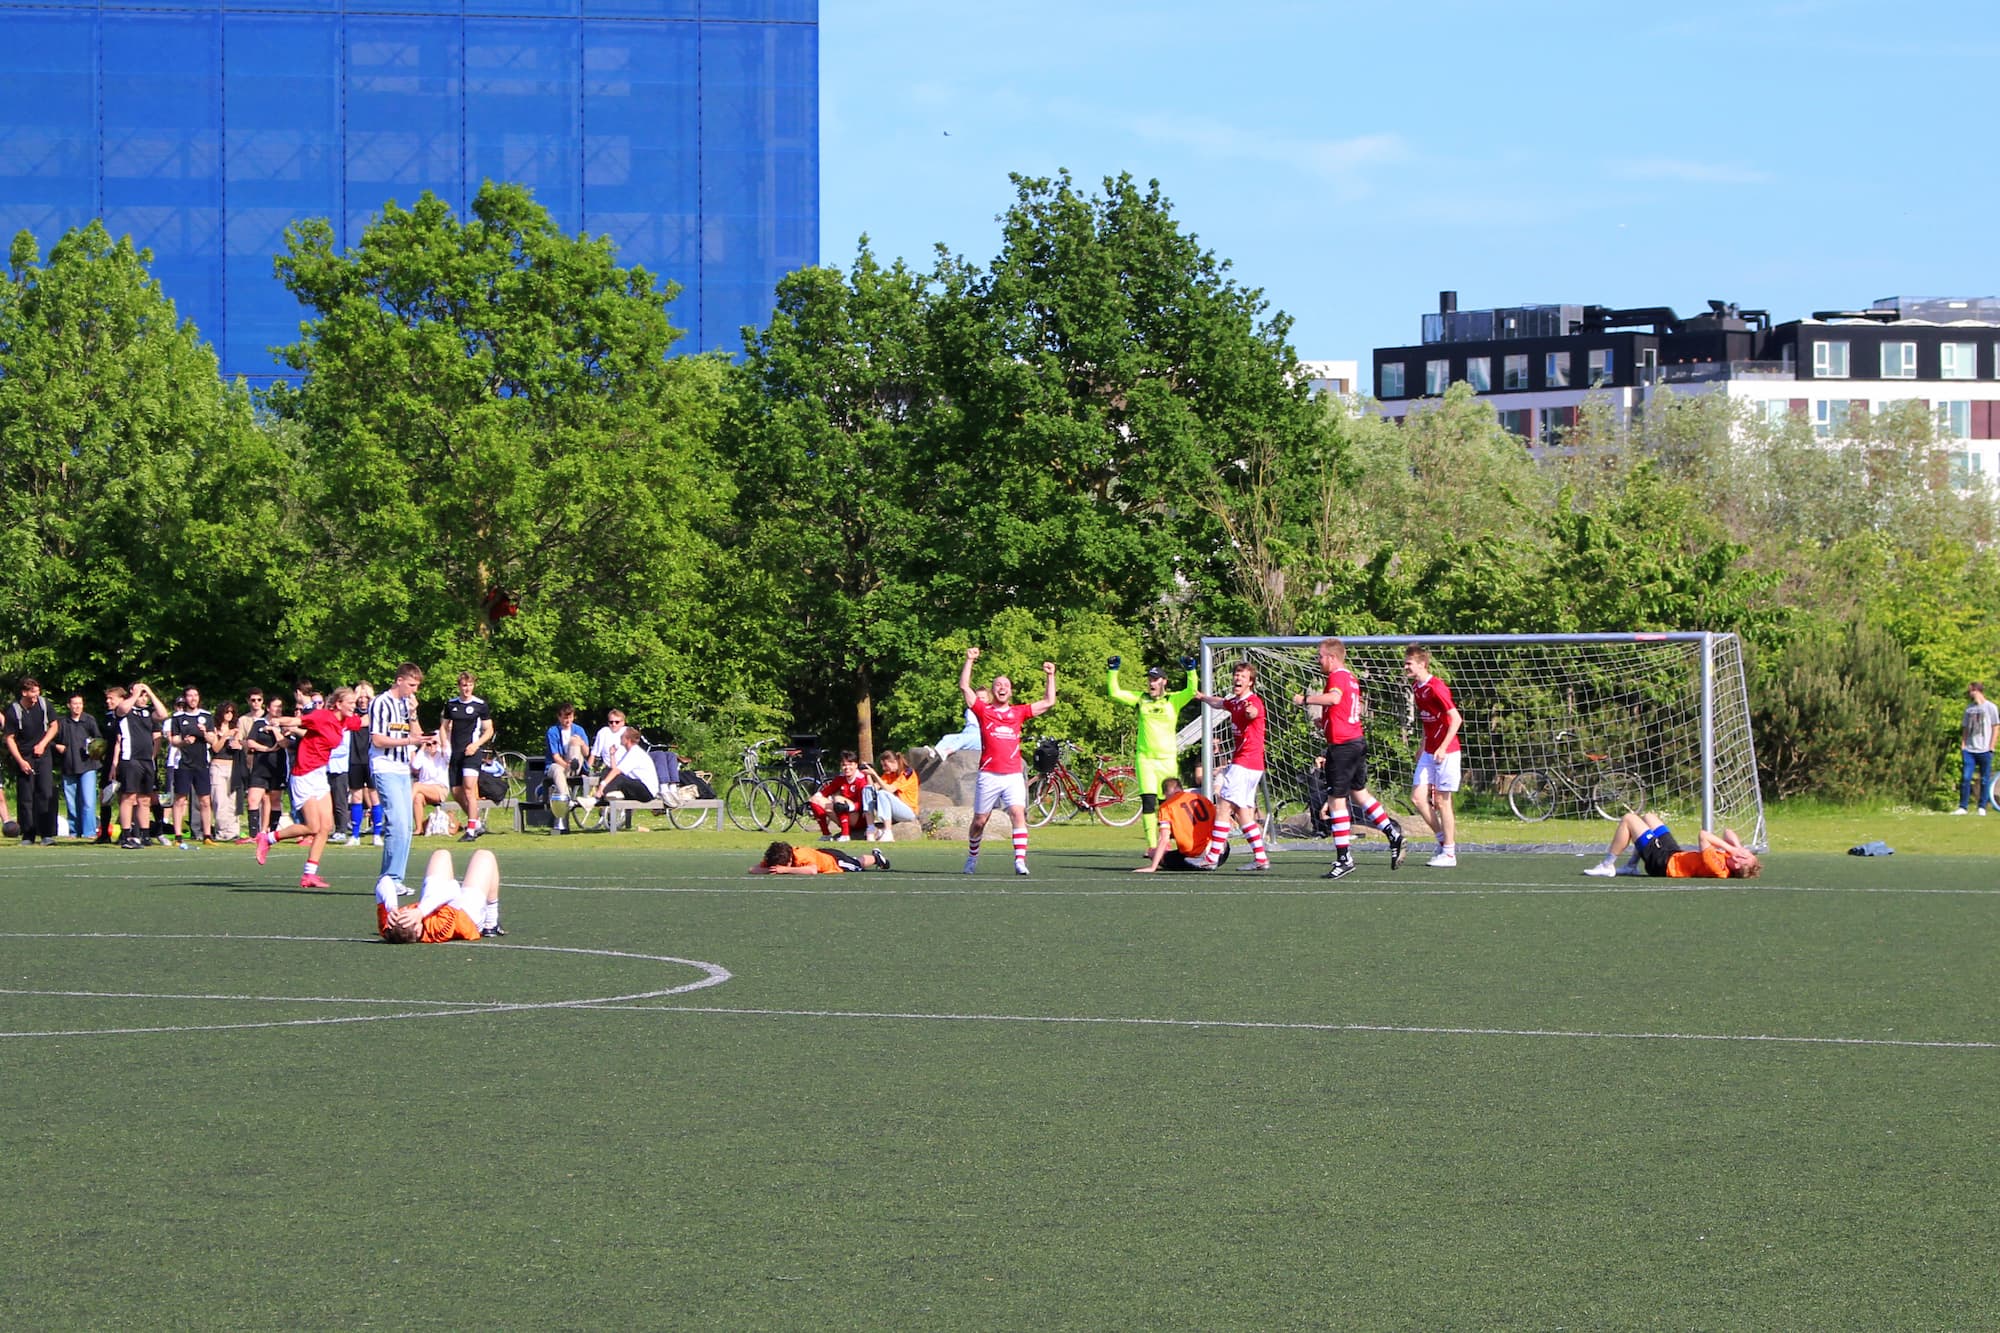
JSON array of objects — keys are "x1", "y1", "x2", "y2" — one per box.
[{"x1": 1198, "y1": 633, "x2": 1766, "y2": 853}]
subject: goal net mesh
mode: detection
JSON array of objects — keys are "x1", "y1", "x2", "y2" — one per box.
[{"x1": 1201, "y1": 634, "x2": 1766, "y2": 855}]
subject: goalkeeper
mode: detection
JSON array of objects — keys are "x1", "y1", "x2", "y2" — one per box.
[{"x1": 1106, "y1": 655, "x2": 1199, "y2": 850}]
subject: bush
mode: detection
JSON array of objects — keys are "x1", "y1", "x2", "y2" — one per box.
[{"x1": 1753, "y1": 621, "x2": 1938, "y2": 802}]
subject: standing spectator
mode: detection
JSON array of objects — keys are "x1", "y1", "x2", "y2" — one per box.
[
  {"x1": 243, "y1": 693, "x2": 288, "y2": 840},
  {"x1": 346, "y1": 680, "x2": 384, "y2": 846},
  {"x1": 167, "y1": 686, "x2": 220, "y2": 845},
  {"x1": 53, "y1": 690, "x2": 102, "y2": 842},
  {"x1": 5, "y1": 677, "x2": 60, "y2": 843},
  {"x1": 1405, "y1": 645, "x2": 1463, "y2": 868},
  {"x1": 369, "y1": 662, "x2": 428, "y2": 893},
  {"x1": 860, "y1": 750, "x2": 920, "y2": 843},
  {"x1": 1954, "y1": 682, "x2": 1998, "y2": 815},
  {"x1": 544, "y1": 704, "x2": 591, "y2": 833},
  {"x1": 209, "y1": 700, "x2": 244, "y2": 842},
  {"x1": 440, "y1": 671, "x2": 495, "y2": 842},
  {"x1": 108, "y1": 682, "x2": 162, "y2": 848}
]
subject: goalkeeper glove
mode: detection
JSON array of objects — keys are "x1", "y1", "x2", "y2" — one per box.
[
  {"x1": 1108, "y1": 655, "x2": 1121, "y2": 669},
  {"x1": 1181, "y1": 657, "x2": 1197, "y2": 671}
]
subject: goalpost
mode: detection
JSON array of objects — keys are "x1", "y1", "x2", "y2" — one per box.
[{"x1": 1198, "y1": 633, "x2": 1766, "y2": 854}]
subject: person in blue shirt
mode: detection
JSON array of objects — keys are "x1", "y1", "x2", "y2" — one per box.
[{"x1": 545, "y1": 704, "x2": 592, "y2": 833}]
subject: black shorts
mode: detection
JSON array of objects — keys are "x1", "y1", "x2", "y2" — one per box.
[
  {"x1": 451, "y1": 750, "x2": 480, "y2": 783},
  {"x1": 1323, "y1": 739, "x2": 1369, "y2": 798},
  {"x1": 347, "y1": 751, "x2": 374, "y2": 790},
  {"x1": 1160, "y1": 844, "x2": 1228, "y2": 871},
  {"x1": 247, "y1": 755, "x2": 287, "y2": 791},
  {"x1": 118, "y1": 759, "x2": 157, "y2": 797},
  {"x1": 173, "y1": 764, "x2": 212, "y2": 798},
  {"x1": 826, "y1": 848, "x2": 865, "y2": 872},
  {"x1": 1636, "y1": 825, "x2": 1682, "y2": 877}
]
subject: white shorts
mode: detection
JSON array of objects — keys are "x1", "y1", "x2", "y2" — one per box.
[
  {"x1": 1414, "y1": 750, "x2": 1462, "y2": 793},
  {"x1": 290, "y1": 768, "x2": 331, "y2": 806},
  {"x1": 973, "y1": 771, "x2": 1029, "y2": 815},
  {"x1": 1214, "y1": 764, "x2": 1264, "y2": 810},
  {"x1": 424, "y1": 872, "x2": 484, "y2": 923}
]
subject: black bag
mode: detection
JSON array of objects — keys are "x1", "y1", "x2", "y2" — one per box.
[
  {"x1": 477, "y1": 769, "x2": 509, "y2": 803},
  {"x1": 1033, "y1": 738, "x2": 1061, "y2": 776}
]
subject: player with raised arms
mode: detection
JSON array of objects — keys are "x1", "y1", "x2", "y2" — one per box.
[
  {"x1": 1404, "y1": 644, "x2": 1463, "y2": 868},
  {"x1": 1293, "y1": 637, "x2": 1407, "y2": 879},
  {"x1": 960, "y1": 646, "x2": 1057, "y2": 876},
  {"x1": 377, "y1": 847, "x2": 506, "y2": 942},
  {"x1": 1107, "y1": 653, "x2": 1199, "y2": 852},
  {"x1": 255, "y1": 683, "x2": 367, "y2": 888},
  {"x1": 1132, "y1": 777, "x2": 1230, "y2": 872},
  {"x1": 1192, "y1": 661, "x2": 1272, "y2": 871}
]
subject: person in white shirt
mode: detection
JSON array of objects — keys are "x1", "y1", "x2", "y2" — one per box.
[
  {"x1": 411, "y1": 738, "x2": 459, "y2": 837},
  {"x1": 1955, "y1": 682, "x2": 1999, "y2": 815},
  {"x1": 589, "y1": 728, "x2": 661, "y2": 804},
  {"x1": 590, "y1": 709, "x2": 628, "y2": 774}
]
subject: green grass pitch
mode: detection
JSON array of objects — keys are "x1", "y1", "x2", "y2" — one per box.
[{"x1": 3, "y1": 825, "x2": 1996, "y2": 1328}]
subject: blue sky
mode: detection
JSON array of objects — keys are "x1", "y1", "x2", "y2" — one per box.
[{"x1": 822, "y1": 0, "x2": 2000, "y2": 360}]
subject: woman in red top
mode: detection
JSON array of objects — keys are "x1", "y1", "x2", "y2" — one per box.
[{"x1": 255, "y1": 685, "x2": 366, "y2": 888}]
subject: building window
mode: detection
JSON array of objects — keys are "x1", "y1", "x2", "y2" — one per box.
[
  {"x1": 1545, "y1": 351, "x2": 1571, "y2": 388},
  {"x1": 1587, "y1": 348, "x2": 1614, "y2": 386},
  {"x1": 1880, "y1": 341, "x2": 1917, "y2": 378},
  {"x1": 1942, "y1": 342, "x2": 1978, "y2": 380},
  {"x1": 1814, "y1": 399, "x2": 1850, "y2": 439},
  {"x1": 1812, "y1": 340, "x2": 1849, "y2": 379},
  {"x1": 1425, "y1": 360, "x2": 1449, "y2": 395},
  {"x1": 1380, "y1": 362, "x2": 1405, "y2": 397},
  {"x1": 1465, "y1": 357, "x2": 1491, "y2": 392},
  {"x1": 1937, "y1": 400, "x2": 1972, "y2": 439},
  {"x1": 1497, "y1": 409, "x2": 1529, "y2": 439},
  {"x1": 1949, "y1": 451, "x2": 1984, "y2": 488},
  {"x1": 1761, "y1": 400, "x2": 1790, "y2": 427},
  {"x1": 1503, "y1": 354, "x2": 1529, "y2": 389},
  {"x1": 1536, "y1": 407, "x2": 1568, "y2": 442}
]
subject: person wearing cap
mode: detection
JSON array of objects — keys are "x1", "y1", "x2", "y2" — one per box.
[{"x1": 1106, "y1": 654, "x2": 1200, "y2": 851}]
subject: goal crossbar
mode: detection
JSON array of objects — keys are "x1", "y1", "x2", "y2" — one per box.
[{"x1": 1197, "y1": 632, "x2": 1766, "y2": 855}]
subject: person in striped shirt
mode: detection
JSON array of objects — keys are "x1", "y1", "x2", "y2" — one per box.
[{"x1": 368, "y1": 662, "x2": 430, "y2": 896}]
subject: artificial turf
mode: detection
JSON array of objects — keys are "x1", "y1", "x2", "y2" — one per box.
[{"x1": 3, "y1": 827, "x2": 1995, "y2": 1328}]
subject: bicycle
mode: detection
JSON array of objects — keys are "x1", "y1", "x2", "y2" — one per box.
[
  {"x1": 1506, "y1": 730, "x2": 1646, "y2": 822},
  {"x1": 724, "y1": 737, "x2": 827, "y2": 832},
  {"x1": 1026, "y1": 740, "x2": 1141, "y2": 828}
]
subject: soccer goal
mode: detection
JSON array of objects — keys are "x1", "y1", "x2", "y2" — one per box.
[{"x1": 1198, "y1": 633, "x2": 1766, "y2": 854}]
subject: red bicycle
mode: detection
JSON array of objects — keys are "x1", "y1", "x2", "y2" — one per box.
[{"x1": 1027, "y1": 739, "x2": 1142, "y2": 827}]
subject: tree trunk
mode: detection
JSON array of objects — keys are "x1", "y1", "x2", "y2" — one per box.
[{"x1": 856, "y1": 665, "x2": 875, "y2": 765}]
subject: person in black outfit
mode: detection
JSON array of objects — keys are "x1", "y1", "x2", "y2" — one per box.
[
  {"x1": 53, "y1": 691, "x2": 103, "y2": 841},
  {"x1": 440, "y1": 672, "x2": 495, "y2": 842},
  {"x1": 168, "y1": 686, "x2": 219, "y2": 845},
  {"x1": 109, "y1": 682, "x2": 163, "y2": 847},
  {"x1": 4, "y1": 677, "x2": 60, "y2": 843}
]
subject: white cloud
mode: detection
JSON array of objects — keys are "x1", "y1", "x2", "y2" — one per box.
[{"x1": 1609, "y1": 158, "x2": 1773, "y2": 186}]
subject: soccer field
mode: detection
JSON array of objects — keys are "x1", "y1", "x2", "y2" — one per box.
[{"x1": 4, "y1": 831, "x2": 1996, "y2": 1328}]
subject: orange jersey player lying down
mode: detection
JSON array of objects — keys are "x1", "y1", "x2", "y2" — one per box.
[
  {"x1": 1584, "y1": 812, "x2": 1761, "y2": 879},
  {"x1": 378, "y1": 848, "x2": 507, "y2": 941},
  {"x1": 749, "y1": 842, "x2": 892, "y2": 875}
]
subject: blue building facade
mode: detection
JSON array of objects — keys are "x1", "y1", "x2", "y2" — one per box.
[{"x1": 0, "y1": 0, "x2": 818, "y2": 381}]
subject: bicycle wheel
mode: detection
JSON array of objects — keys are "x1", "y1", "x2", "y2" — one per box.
[
  {"x1": 1028, "y1": 775, "x2": 1063, "y2": 827},
  {"x1": 1508, "y1": 770, "x2": 1555, "y2": 822},
  {"x1": 1090, "y1": 767, "x2": 1143, "y2": 827},
  {"x1": 497, "y1": 751, "x2": 529, "y2": 803},
  {"x1": 666, "y1": 798, "x2": 711, "y2": 831},
  {"x1": 1590, "y1": 771, "x2": 1646, "y2": 821},
  {"x1": 725, "y1": 777, "x2": 767, "y2": 831},
  {"x1": 1268, "y1": 799, "x2": 1322, "y2": 841}
]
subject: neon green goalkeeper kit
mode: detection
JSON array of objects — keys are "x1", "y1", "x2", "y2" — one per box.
[{"x1": 1107, "y1": 667, "x2": 1199, "y2": 847}]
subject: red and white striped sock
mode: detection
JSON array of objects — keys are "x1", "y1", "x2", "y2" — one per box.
[
  {"x1": 967, "y1": 833, "x2": 983, "y2": 860},
  {"x1": 1243, "y1": 820, "x2": 1269, "y2": 867},
  {"x1": 1355, "y1": 797, "x2": 1393, "y2": 833},
  {"x1": 1204, "y1": 823, "x2": 1232, "y2": 866},
  {"x1": 1331, "y1": 811, "x2": 1352, "y2": 856},
  {"x1": 1012, "y1": 828, "x2": 1029, "y2": 869}
]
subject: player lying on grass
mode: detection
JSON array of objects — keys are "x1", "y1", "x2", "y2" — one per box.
[
  {"x1": 1584, "y1": 812, "x2": 1761, "y2": 879},
  {"x1": 377, "y1": 848, "x2": 507, "y2": 941},
  {"x1": 750, "y1": 842, "x2": 892, "y2": 874},
  {"x1": 1133, "y1": 778, "x2": 1230, "y2": 873}
]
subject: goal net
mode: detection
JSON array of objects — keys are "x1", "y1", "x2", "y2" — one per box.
[{"x1": 1198, "y1": 633, "x2": 1766, "y2": 855}]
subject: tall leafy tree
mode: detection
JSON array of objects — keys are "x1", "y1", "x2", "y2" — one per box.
[
  {"x1": 0, "y1": 223, "x2": 295, "y2": 689},
  {"x1": 269, "y1": 183, "x2": 758, "y2": 728}
]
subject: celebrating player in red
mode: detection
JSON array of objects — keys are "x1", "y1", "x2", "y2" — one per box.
[
  {"x1": 256, "y1": 683, "x2": 367, "y2": 888},
  {"x1": 1404, "y1": 645, "x2": 1463, "y2": 868},
  {"x1": 810, "y1": 751, "x2": 868, "y2": 841},
  {"x1": 1294, "y1": 637, "x2": 1407, "y2": 879},
  {"x1": 1193, "y1": 660, "x2": 1271, "y2": 870},
  {"x1": 959, "y1": 645, "x2": 1057, "y2": 876}
]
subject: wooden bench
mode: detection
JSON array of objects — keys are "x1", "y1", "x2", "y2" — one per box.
[{"x1": 602, "y1": 796, "x2": 724, "y2": 831}]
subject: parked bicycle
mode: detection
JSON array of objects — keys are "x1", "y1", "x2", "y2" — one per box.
[
  {"x1": 1027, "y1": 739, "x2": 1141, "y2": 827},
  {"x1": 1507, "y1": 730, "x2": 1645, "y2": 822},
  {"x1": 724, "y1": 736, "x2": 828, "y2": 832}
]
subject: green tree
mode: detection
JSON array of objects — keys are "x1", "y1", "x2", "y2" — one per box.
[
  {"x1": 269, "y1": 183, "x2": 762, "y2": 734},
  {"x1": 0, "y1": 223, "x2": 296, "y2": 689}
]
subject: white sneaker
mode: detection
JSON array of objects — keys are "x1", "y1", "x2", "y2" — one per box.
[
  {"x1": 372, "y1": 833, "x2": 384, "y2": 847},
  {"x1": 836, "y1": 834, "x2": 850, "y2": 842},
  {"x1": 1981, "y1": 808, "x2": 1989, "y2": 817},
  {"x1": 1953, "y1": 807, "x2": 1968, "y2": 815},
  {"x1": 879, "y1": 828, "x2": 895, "y2": 843},
  {"x1": 1427, "y1": 851, "x2": 1457, "y2": 868},
  {"x1": 1583, "y1": 861, "x2": 1617, "y2": 877},
  {"x1": 962, "y1": 855, "x2": 979, "y2": 875}
]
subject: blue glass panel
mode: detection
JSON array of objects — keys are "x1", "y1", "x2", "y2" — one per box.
[
  {"x1": 701, "y1": 0, "x2": 815, "y2": 21},
  {"x1": 224, "y1": 13, "x2": 340, "y2": 376},
  {"x1": 583, "y1": 0, "x2": 697, "y2": 16},
  {"x1": 469, "y1": 0, "x2": 580, "y2": 15},
  {"x1": 345, "y1": 15, "x2": 465, "y2": 238},
  {"x1": 0, "y1": 11, "x2": 97, "y2": 250},
  {"x1": 348, "y1": 0, "x2": 459, "y2": 13},
  {"x1": 465, "y1": 18, "x2": 581, "y2": 233},
  {"x1": 103, "y1": 13, "x2": 224, "y2": 346},
  {"x1": 105, "y1": 0, "x2": 220, "y2": 9},
  {"x1": 224, "y1": 0, "x2": 339, "y2": 10},
  {"x1": 582, "y1": 21, "x2": 698, "y2": 331},
  {"x1": 699, "y1": 19, "x2": 815, "y2": 351}
]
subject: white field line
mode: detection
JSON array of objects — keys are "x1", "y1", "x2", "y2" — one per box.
[{"x1": 500, "y1": 877, "x2": 2000, "y2": 898}]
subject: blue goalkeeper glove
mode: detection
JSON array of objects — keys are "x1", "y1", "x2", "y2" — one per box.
[
  {"x1": 1108, "y1": 655, "x2": 1121, "y2": 669},
  {"x1": 1181, "y1": 657, "x2": 1197, "y2": 671}
]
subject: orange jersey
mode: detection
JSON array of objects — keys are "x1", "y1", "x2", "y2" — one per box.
[
  {"x1": 883, "y1": 770, "x2": 920, "y2": 814},
  {"x1": 1159, "y1": 790, "x2": 1217, "y2": 856},
  {"x1": 792, "y1": 846, "x2": 847, "y2": 874},
  {"x1": 378, "y1": 901, "x2": 483, "y2": 943},
  {"x1": 1664, "y1": 847, "x2": 1731, "y2": 879}
]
